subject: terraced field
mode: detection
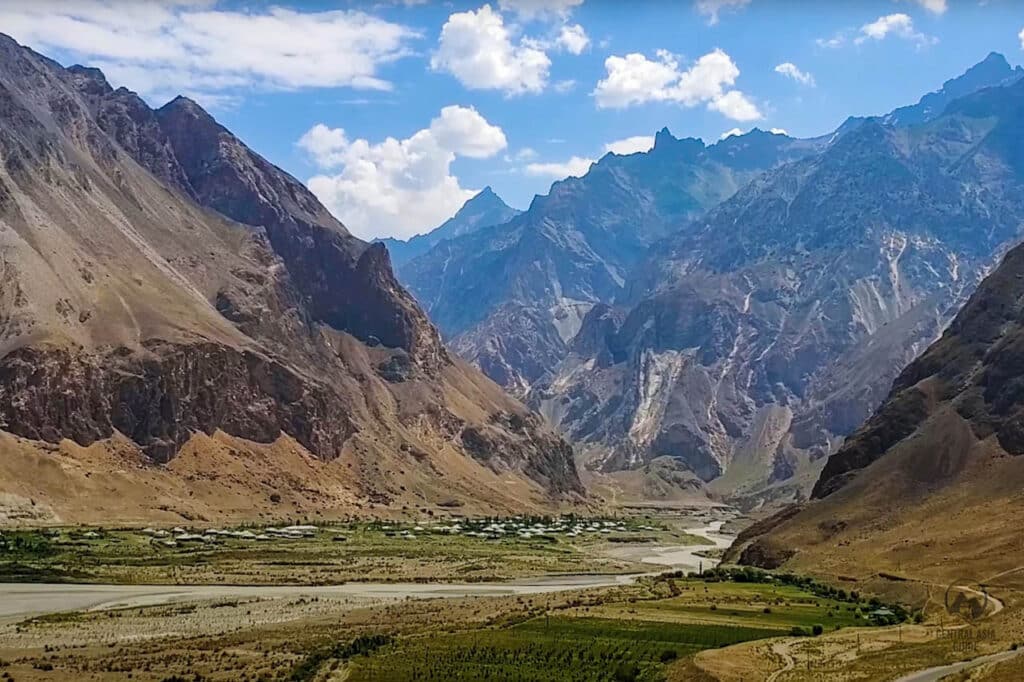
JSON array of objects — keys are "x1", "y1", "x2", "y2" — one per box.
[{"x1": 348, "y1": 617, "x2": 785, "y2": 681}]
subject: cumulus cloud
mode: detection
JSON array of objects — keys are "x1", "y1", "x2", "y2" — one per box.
[
  {"x1": 695, "y1": 0, "x2": 752, "y2": 25},
  {"x1": 525, "y1": 156, "x2": 594, "y2": 178},
  {"x1": 556, "y1": 23, "x2": 590, "y2": 54},
  {"x1": 0, "y1": 1, "x2": 418, "y2": 103},
  {"x1": 299, "y1": 105, "x2": 507, "y2": 240},
  {"x1": 603, "y1": 135, "x2": 655, "y2": 155},
  {"x1": 719, "y1": 127, "x2": 745, "y2": 140},
  {"x1": 708, "y1": 89, "x2": 761, "y2": 121},
  {"x1": 593, "y1": 48, "x2": 761, "y2": 121},
  {"x1": 770, "y1": 127, "x2": 788, "y2": 135},
  {"x1": 431, "y1": 4, "x2": 551, "y2": 95},
  {"x1": 774, "y1": 62, "x2": 815, "y2": 86},
  {"x1": 856, "y1": 13, "x2": 937, "y2": 47}
]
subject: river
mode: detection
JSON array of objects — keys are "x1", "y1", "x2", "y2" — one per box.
[{"x1": 0, "y1": 521, "x2": 734, "y2": 624}]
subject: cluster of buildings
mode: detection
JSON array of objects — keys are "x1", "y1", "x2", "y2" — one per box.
[{"x1": 141, "y1": 524, "x2": 321, "y2": 547}]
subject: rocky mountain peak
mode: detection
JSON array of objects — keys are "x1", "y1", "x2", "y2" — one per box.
[
  {"x1": 885, "y1": 51, "x2": 1023, "y2": 126},
  {"x1": 65, "y1": 65, "x2": 112, "y2": 97}
]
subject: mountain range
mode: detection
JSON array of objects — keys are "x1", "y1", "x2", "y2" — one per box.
[
  {"x1": 395, "y1": 52, "x2": 1024, "y2": 508},
  {"x1": 0, "y1": 34, "x2": 580, "y2": 524}
]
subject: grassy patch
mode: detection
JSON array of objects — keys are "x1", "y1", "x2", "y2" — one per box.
[
  {"x1": 347, "y1": 617, "x2": 784, "y2": 682},
  {"x1": 0, "y1": 519, "x2": 687, "y2": 585}
]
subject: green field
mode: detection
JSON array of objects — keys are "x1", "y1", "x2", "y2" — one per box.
[
  {"x1": 335, "y1": 573, "x2": 899, "y2": 682},
  {"x1": 0, "y1": 518, "x2": 701, "y2": 584},
  {"x1": 346, "y1": 616, "x2": 785, "y2": 682}
]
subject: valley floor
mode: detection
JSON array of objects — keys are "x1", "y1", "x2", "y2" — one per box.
[{"x1": 0, "y1": 514, "x2": 1020, "y2": 681}]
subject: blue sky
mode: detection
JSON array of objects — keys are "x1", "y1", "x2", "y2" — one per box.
[{"x1": 4, "y1": 0, "x2": 1023, "y2": 239}]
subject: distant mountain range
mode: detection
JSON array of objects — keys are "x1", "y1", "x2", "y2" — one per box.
[
  {"x1": 393, "y1": 52, "x2": 1024, "y2": 508},
  {"x1": 376, "y1": 186, "x2": 520, "y2": 267},
  {"x1": 0, "y1": 34, "x2": 580, "y2": 523},
  {"x1": 400, "y1": 126, "x2": 825, "y2": 393}
]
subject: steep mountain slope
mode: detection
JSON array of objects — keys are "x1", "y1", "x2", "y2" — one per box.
[
  {"x1": 0, "y1": 35, "x2": 580, "y2": 523},
  {"x1": 536, "y1": 71, "x2": 1024, "y2": 508},
  {"x1": 378, "y1": 187, "x2": 520, "y2": 267},
  {"x1": 727, "y1": 237, "x2": 1024, "y2": 585},
  {"x1": 402, "y1": 128, "x2": 823, "y2": 393}
]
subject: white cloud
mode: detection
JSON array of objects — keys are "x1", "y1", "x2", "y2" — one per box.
[
  {"x1": 553, "y1": 79, "x2": 577, "y2": 93},
  {"x1": 1020, "y1": 27, "x2": 1024, "y2": 50},
  {"x1": 774, "y1": 62, "x2": 815, "y2": 86},
  {"x1": 905, "y1": 0, "x2": 947, "y2": 14},
  {"x1": 770, "y1": 127, "x2": 788, "y2": 135},
  {"x1": 428, "y1": 104, "x2": 509, "y2": 158},
  {"x1": 816, "y1": 32, "x2": 847, "y2": 49},
  {"x1": 0, "y1": 1, "x2": 419, "y2": 102},
  {"x1": 709, "y1": 89, "x2": 761, "y2": 121},
  {"x1": 525, "y1": 156, "x2": 594, "y2": 178},
  {"x1": 719, "y1": 127, "x2": 744, "y2": 140},
  {"x1": 497, "y1": 0, "x2": 583, "y2": 20},
  {"x1": 592, "y1": 48, "x2": 761, "y2": 121},
  {"x1": 603, "y1": 135, "x2": 655, "y2": 155},
  {"x1": 695, "y1": 0, "x2": 751, "y2": 25},
  {"x1": 431, "y1": 4, "x2": 551, "y2": 95},
  {"x1": 299, "y1": 105, "x2": 507, "y2": 240},
  {"x1": 556, "y1": 23, "x2": 590, "y2": 54},
  {"x1": 506, "y1": 147, "x2": 539, "y2": 162},
  {"x1": 856, "y1": 13, "x2": 937, "y2": 47}
]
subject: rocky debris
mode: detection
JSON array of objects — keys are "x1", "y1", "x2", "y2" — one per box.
[{"x1": 459, "y1": 412, "x2": 580, "y2": 495}]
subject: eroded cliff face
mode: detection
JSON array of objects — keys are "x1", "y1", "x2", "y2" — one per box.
[
  {"x1": 726, "y1": 241, "x2": 1024, "y2": 579},
  {"x1": 0, "y1": 342, "x2": 355, "y2": 463},
  {"x1": 534, "y1": 79, "x2": 1024, "y2": 508},
  {"x1": 0, "y1": 33, "x2": 581, "y2": 516}
]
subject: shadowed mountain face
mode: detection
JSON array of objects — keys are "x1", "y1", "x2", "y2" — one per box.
[
  {"x1": 727, "y1": 239, "x2": 1024, "y2": 578},
  {"x1": 401, "y1": 128, "x2": 824, "y2": 393},
  {"x1": 0, "y1": 35, "x2": 581, "y2": 520},
  {"x1": 378, "y1": 187, "x2": 520, "y2": 267},
  {"x1": 537, "y1": 75, "x2": 1024, "y2": 507}
]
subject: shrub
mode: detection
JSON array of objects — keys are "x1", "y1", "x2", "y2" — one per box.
[
  {"x1": 659, "y1": 649, "x2": 678, "y2": 663},
  {"x1": 812, "y1": 624, "x2": 824, "y2": 636}
]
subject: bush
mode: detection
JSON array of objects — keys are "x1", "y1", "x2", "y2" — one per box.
[
  {"x1": 790, "y1": 626, "x2": 809, "y2": 637},
  {"x1": 812, "y1": 624, "x2": 824, "y2": 636},
  {"x1": 613, "y1": 663, "x2": 640, "y2": 682},
  {"x1": 659, "y1": 649, "x2": 678, "y2": 663}
]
